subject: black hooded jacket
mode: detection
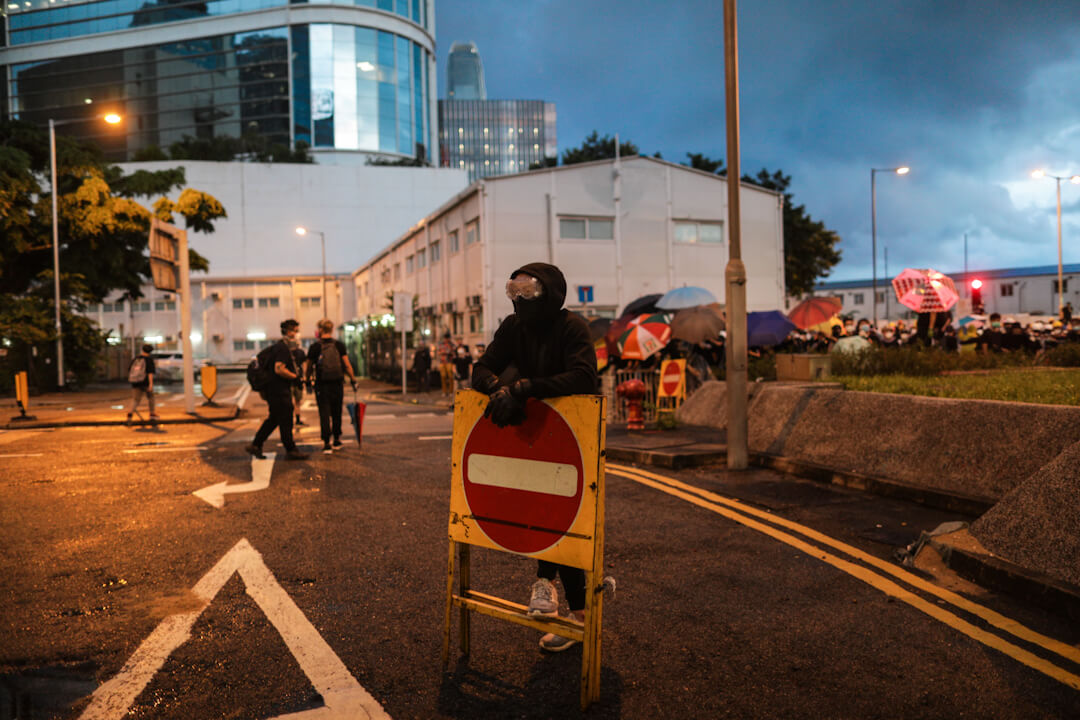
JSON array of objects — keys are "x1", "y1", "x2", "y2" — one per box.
[{"x1": 472, "y1": 262, "x2": 598, "y2": 398}]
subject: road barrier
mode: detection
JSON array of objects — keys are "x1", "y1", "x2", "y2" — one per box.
[
  {"x1": 443, "y1": 389, "x2": 608, "y2": 709},
  {"x1": 10, "y1": 371, "x2": 35, "y2": 421},
  {"x1": 200, "y1": 364, "x2": 218, "y2": 405}
]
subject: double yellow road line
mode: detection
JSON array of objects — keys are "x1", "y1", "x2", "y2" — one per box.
[{"x1": 606, "y1": 462, "x2": 1080, "y2": 692}]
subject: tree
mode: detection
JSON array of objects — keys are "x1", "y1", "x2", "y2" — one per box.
[
  {"x1": 685, "y1": 152, "x2": 725, "y2": 175},
  {"x1": 0, "y1": 120, "x2": 228, "y2": 388},
  {"x1": 740, "y1": 168, "x2": 842, "y2": 298},
  {"x1": 561, "y1": 131, "x2": 638, "y2": 165}
]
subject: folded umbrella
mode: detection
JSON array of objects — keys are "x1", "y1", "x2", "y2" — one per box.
[
  {"x1": 788, "y1": 296, "x2": 843, "y2": 330},
  {"x1": 656, "y1": 286, "x2": 719, "y2": 311},
  {"x1": 746, "y1": 310, "x2": 798, "y2": 347},
  {"x1": 346, "y1": 391, "x2": 366, "y2": 450}
]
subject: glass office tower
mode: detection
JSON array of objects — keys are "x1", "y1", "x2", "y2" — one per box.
[
  {"x1": 439, "y1": 99, "x2": 556, "y2": 183},
  {"x1": 1, "y1": 0, "x2": 438, "y2": 162},
  {"x1": 445, "y1": 40, "x2": 484, "y2": 100}
]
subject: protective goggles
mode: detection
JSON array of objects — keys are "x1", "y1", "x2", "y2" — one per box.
[{"x1": 506, "y1": 274, "x2": 544, "y2": 302}]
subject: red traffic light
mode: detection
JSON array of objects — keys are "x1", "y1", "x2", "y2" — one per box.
[{"x1": 970, "y1": 279, "x2": 983, "y2": 289}]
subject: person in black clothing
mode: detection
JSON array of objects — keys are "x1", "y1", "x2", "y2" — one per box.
[
  {"x1": 412, "y1": 344, "x2": 432, "y2": 393},
  {"x1": 126, "y1": 344, "x2": 158, "y2": 422},
  {"x1": 452, "y1": 338, "x2": 472, "y2": 390},
  {"x1": 290, "y1": 340, "x2": 307, "y2": 426},
  {"x1": 471, "y1": 262, "x2": 598, "y2": 653},
  {"x1": 246, "y1": 319, "x2": 310, "y2": 460},
  {"x1": 305, "y1": 318, "x2": 357, "y2": 454}
]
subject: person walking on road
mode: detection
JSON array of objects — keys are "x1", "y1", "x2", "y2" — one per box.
[
  {"x1": 453, "y1": 338, "x2": 472, "y2": 391},
  {"x1": 289, "y1": 338, "x2": 307, "y2": 426},
  {"x1": 306, "y1": 318, "x2": 357, "y2": 454},
  {"x1": 437, "y1": 333, "x2": 455, "y2": 396},
  {"x1": 126, "y1": 344, "x2": 159, "y2": 423},
  {"x1": 246, "y1": 319, "x2": 310, "y2": 460},
  {"x1": 412, "y1": 344, "x2": 432, "y2": 393},
  {"x1": 471, "y1": 261, "x2": 598, "y2": 653}
]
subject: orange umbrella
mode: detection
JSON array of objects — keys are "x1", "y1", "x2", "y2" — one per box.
[
  {"x1": 788, "y1": 296, "x2": 843, "y2": 329},
  {"x1": 617, "y1": 313, "x2": 672, "y2": 360},
  {"x1": 594, "y1": 338, "x2": 609, "y2": 371}
]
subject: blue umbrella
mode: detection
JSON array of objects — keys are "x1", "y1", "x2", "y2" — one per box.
[
  {"x1": 746, "y1": 311, "x2": 798, "y2": 347},
  {"x1": 656, "y1": 286, "x2": 718, "y2": 310}
]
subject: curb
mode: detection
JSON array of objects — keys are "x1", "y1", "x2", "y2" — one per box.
[
  {"x1": 1, "y1": 405, "x2": 243, "y2": 430},
  {"x1": 931, "y1": 540, "x2": 1080, "y2": 623}
]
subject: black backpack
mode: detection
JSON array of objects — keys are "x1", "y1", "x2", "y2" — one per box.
[
  {"x1": 246, "y1": 344, "x2": 277, "y2": 392},
  {"x1": 318, "y1": 340, "x2": 344, "y2": 381}
]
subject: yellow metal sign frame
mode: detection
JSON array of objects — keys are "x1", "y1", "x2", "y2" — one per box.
[
  {"x1": 200, "y1": 364, "x2": 218, "y2": 404},
  {"x1": 443, "y1": 389, "x2": 607, "y2": 709}
]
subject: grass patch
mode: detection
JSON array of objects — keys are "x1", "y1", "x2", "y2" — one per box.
[{"x1": 828, "y1": 368, "x2": 1080, "y2": 406}]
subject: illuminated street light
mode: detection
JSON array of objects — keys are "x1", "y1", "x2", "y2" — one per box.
[
  {"x1": 1030, "y1": 169, "x2": 1079, "y2": 315},
  {"x1": 295, "y1": 226, "x2": 327, "y2": 311},
  {"x1": 870, "y1": 166, "x2": 910, "y2": 326},
  {"x1": 49, "y1": 112, "x2": 123, "y2": 387}
]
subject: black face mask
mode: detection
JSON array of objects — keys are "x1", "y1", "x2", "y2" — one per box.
[{"x1": 513, "y1": 298, "x2": 545, "y2": 323}]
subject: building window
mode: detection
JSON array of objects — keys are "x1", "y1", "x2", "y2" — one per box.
[
  {"x1": 1001, "y1": 284, "x2": 1014, "y2": 297},
  {"x1": 394, "y1": 263, "x2": 401, "y2": 280},
  {"x1": 258, "y1": 297, "x2": 280, "y2": 308},
  {"x1": 559, "y1": 217, "x2": 614, "y2": 241},
  {"x1": 406, "y1": 255, "x2": 415, "y2": 274},
  {"x1": 417, "y1": 248, "x2": 427, "y2": 268},
  {"x1": 875, "y1": 291, "x2": 886, "y2": 304},
  {"x1": 430, "y1": 241, "x2": 441, "y2": 263},
  {"x1": 466, "y1": 222, "x2": 479, "y2": 245},
  {"x1": 449, "y1": 230, "x2": 460, "y2": 253},
  {"x1": 674, "y1": 221, "x2": 723, "y2": 244},
  {"x1": 154, "y1": 300, "x2": 176, "y2": 311},
  {"x1": 232, "y1": 298, "x2": 254, "y2": 309},
  {"x1": 102, "y1": 301, "x2": 125, "y2": 313},
  {"x1": 134, "y1": 301, "x2": 151, "y2": 313},
  {"x1": 300, "y1": 297, "x2": 321, "y2": 308},
  {"x1": 469, "y1": 313, "x2": 483, "y2": 334},
  {"x1": 1053, "y1": 279, "x2": 1069, "y2": 293},
  {"x1": 852, "y1": 293, "x2": 865, "y2": 305},
  {"x1": 233, "y1": 340, "x2": 256, "y2": 351},
  {"x1": 453, "y1": 314, "x2": 463, "y2": 335}
]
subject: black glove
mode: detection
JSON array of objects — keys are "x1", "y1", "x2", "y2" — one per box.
[
  {"x1": 473, "y1": 373, "x2": 499, "y2": 395},
  {"x1": 484, "y1": 386, "x2": 527, "y2": 428}
]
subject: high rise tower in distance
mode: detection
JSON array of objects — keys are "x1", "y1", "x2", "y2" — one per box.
[{"x1": 447, "y1": 41, "x2": 487, "y2": 100}]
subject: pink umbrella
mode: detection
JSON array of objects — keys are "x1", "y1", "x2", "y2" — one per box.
[{"x1": 892, "y1": 268, "x2": 959, "y2": 313}]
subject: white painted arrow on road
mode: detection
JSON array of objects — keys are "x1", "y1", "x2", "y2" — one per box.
[{"x1": 193, "y1": 452, "x2": 276, "y2": 508}]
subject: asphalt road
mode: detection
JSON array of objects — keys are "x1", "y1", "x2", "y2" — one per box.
[{"x1": 1, "y1": 390, "x2": 1078, "y2": 719}]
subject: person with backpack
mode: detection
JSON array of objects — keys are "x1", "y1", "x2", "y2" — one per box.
[
  {"x1": 289, "y1": 339, "x2": 307, "y2": 427},
  {"x1": 126, "y1": 344, "x2": 158, "y2": 423},
  {"x1": 245, "y1": 319, "x2": 310, "y2": 460},
  {"x1": 305, "y1": 318, "x2": 357, "y2": 454}
]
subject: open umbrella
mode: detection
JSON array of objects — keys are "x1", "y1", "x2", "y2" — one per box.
[
  {"x1": 656, "y1": 286, "x2": 718, "y2": 311},
  {"x1": 619, "y1": 293, "x2": 663, "y2": 318},
  {"x1": 788, "y1": 296, "x2": 843, "y2": 329},
  {"x1": 671, "y1": 304, "x2": 726, "y2": 344},
  {"x1": 594, "y1": 338, "x2": 609, "y2": 371},
  {"x1": 746, "y1": 310, "x2": 797, "y2": 347},
  {"x1": 617, "y1": 312, "x2": 672, "y2": 360},
  {"x1": 587, "y1": 317, "x2": 612, "y2": 341},
  {"x1": 892, "y1": 268, "x2": 959, "y2": 313}
]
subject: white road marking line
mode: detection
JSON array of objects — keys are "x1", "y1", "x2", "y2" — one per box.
[
  {"x1": 406, "y1": 412, "x2": 437, "y2": 418},
  {"x1": 79, "y1": 538, "x2": 390, "y2": 720},
  {"x1": 0, "y1": 452, "x2": 44, "y2": 458},
  {"x1": 418, "y1": 435, "x2": 452, "y2": 441},
  {"x1": 193, "y1": 452, "x2": 276, "y2": 508},
  {"x1": 233, "y1": 383, "x2": 253, "y2": 409},
  {"x1": 467, "y1": 454, "x2": 578, "y2": 496},
  {"x1": 122, "y1": 446, "x2": 207, "y2": 454}
]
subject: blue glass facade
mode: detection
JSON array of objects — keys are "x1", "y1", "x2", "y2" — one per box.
[{"x1": 5, "y1": 0, "x2": 429, "y2": 46}]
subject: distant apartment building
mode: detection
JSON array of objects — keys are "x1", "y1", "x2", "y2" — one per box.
[
  {"x1": 445, "y1": 41, "x2": 486, "y2": 100},
  {"x1": 816, "y1": 263, "x2": 1080, "y2": 320}
]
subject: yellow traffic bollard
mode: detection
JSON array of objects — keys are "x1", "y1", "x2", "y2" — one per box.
[
  {"x1": 11, "y1": 371, "x2": 37, "y2": 421},
  {"x1": 200, "y1": 364, "x2": 218, "y2": 406}
]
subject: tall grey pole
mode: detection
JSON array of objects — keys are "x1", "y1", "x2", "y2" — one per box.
[
  {"x1": 723, "y1": 0, "x2": 748, "y2": 470},
  {"x1": 870, "y1": 168, "x2": 877, "y2": 327},
  {"x1": 884, "y1": 246, "x2": 889, "y2": 320},
  {"x1": 178, "y1": 227, "x2": 195, "y2": 413},
  {"x1": 1056, "y1": 177, "x2": 1063, "y2": 316},
  {"x1": 49, "y1": 119, "x2": 65, "y2": 388},
  {"x1": 320, "y1": 231, "x2": 328, "y2": 315}
]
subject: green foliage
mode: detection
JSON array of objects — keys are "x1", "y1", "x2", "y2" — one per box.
[
  {"x1": 132, "y1": 145, "x2": 169, "y2": 162},
  {"x1": 829, "y1": 346, "x2": 1031, "y2": 377},
  {"x1": 165, "y1": 134, "x2": 312, "y2": 163},
  {"x1": 528, "y1": 156, "x2": 558, "y2": 170},
  {"x1": 830, "y1": 369, "x2": 1080, "y2": 407},
  {"x1": 741, "y1": 168, "x2": 842, "y2": 298},
  {"x1": 1045, "y1": 342, "x2": 1080, "y2": 367},
  {"x1": 367, "y1": 155, "x2": 431, "y2": 167},
  {"x1": 685, "y1": 152, "x2": 725, "y2": 174},
  {"x1": 561, "y1": 131, "x2": 638, "y2": 165}
]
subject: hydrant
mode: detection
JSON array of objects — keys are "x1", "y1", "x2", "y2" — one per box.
[{"x1": 616, "y1": 378, "x2": 647, "y2": 431}]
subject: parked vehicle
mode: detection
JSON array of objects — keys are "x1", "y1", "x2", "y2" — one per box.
[{"x1": 151, "y1": 352, "x2": 199, "y2": 382}]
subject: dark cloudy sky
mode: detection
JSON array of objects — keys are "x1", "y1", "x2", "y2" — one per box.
[{"x1": 435, "y1": 1, "x2": 1080, "y2": 282}]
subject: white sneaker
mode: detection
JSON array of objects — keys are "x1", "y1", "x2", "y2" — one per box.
[{"x1": 528, "y1": 578, "x2": 558, "y2": 616}]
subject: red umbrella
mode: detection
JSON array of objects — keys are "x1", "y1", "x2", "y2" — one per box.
[
  {"x1": 617, "y1": 313, "x2": 672, "y2": 360},
  {"x1": 892, "y1": 268, "x2": 959, "y2": 313},
  {"x1": 788, "y1": 296, "x2": 843, "y2": 329}
]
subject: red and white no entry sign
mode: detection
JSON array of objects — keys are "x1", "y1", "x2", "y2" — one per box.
[
  {"x1": 461, "y1": 399, "x2": 585, "y2": 555},
  {"x1": 659, "y1": 358, "x2": 685, "y2": 398}
]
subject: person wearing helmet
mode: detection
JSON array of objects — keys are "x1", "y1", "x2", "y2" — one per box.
[{"x1": 471, "y1": 262, "x2": 598, "y2": 652}]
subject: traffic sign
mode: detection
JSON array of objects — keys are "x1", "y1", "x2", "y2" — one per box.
[
  {"x1": 449, "y1": 390, "x2": 604, "y2": 569},
  {"x1": 658, "y1": 358, "x2": 686, "y2": 399}
]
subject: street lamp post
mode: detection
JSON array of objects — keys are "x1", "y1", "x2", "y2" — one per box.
[
  {"x1": 49, "y1": 113, "x2": 122, "y2": 388},
  {"x1": 295, "y1": 227, "x2": 327, "y2": 313},
  {"x1": 1031, "y1": 170, "x2": 1080, "y2": 316},
  {"x1": 870, "y1": 166, "x2": 909, "y2": 327}
]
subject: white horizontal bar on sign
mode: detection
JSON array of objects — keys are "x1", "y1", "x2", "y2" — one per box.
[{"x1": 467, "y1": 454, "x2": 577, "y2": 497}]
